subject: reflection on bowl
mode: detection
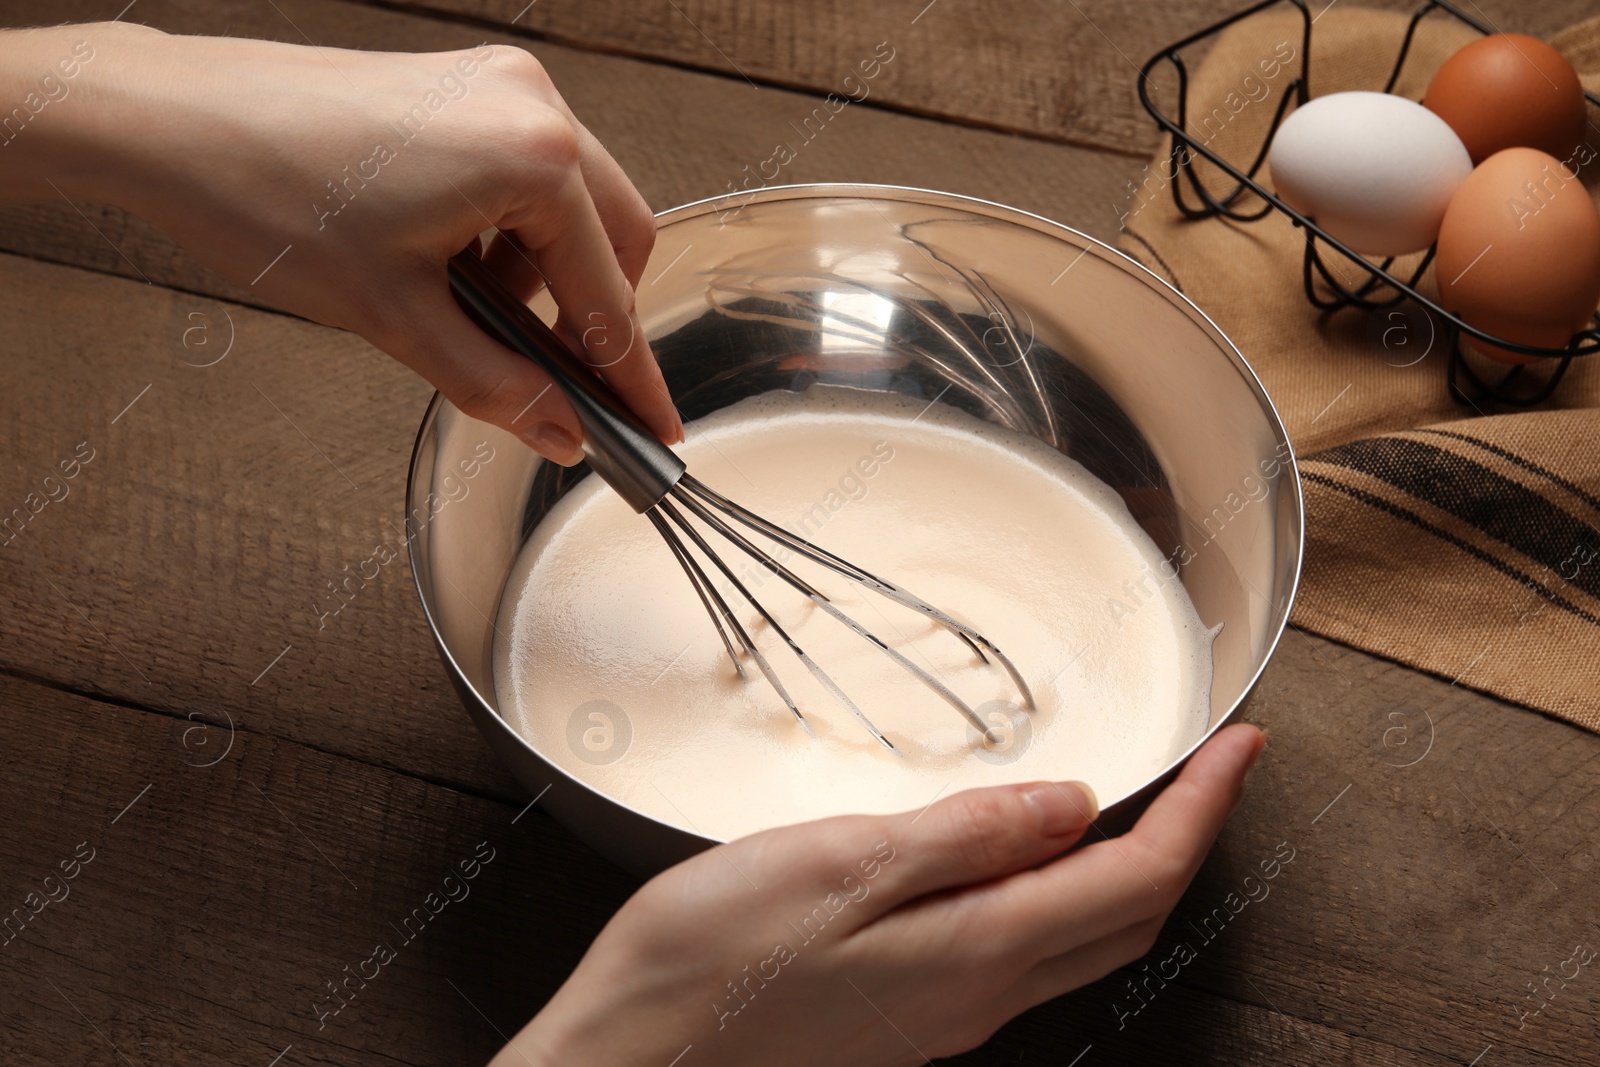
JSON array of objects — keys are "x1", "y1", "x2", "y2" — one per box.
[{"x1": 407, "y1": 184, "x2": 1303, "y2": 878}]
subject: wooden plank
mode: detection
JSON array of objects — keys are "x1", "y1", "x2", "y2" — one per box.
[
  {"x1": 339, "y1": 0, "x2": 1600, "y2": 155},
  {"x1": 1129, "y1": 630, "x2": 1600, "y2": 1066},
  {"x1": 967, "y1": 981, "x2": 1464, "y2": 1066},
  {"x1": 0, "y1": 250, "x2": 513, "y2": 797},
  {"x1": 0, "y1": 667, "x2": 1555, "y2": 1066},
  {"x1": 0, "y1": 0, "x2": 1137, "y2": 299},
  {"x1": 0, "y1": 671, "x2": 633, "y2": 1066}
]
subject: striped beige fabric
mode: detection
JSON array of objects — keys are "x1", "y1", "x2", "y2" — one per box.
[{"x1": 1119, "y1": 8, "x2": 1600, "y2": 728}]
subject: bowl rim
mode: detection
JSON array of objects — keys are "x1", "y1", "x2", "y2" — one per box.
[{"x1": 406, "y1": 181, "x2": 1305, "y2": 843}]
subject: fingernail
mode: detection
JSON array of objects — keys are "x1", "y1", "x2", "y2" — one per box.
[
  {"x1": 1241, "y1": 729, "x2": 1267, "y2": 800},
  {"x1": 648, "y1": 399, "x2": 684, "y2": 446},
  {"x1": 523, "y1": 423, "x2": 583, "y2": 466},
  {"x1": 1243, "y1": 726, "x2": 1267, "y2": 766},
  {"x1": 1020, "y1": 781, "x2": 1098, "y2": 837},
  {"x1": 642, "y1": 372, "x2": 682, "y2": 445}
]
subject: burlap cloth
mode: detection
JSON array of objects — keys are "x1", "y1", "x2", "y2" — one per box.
[{"x1": 1118, "y1": 7, "x2": 1600, "y2": 730}]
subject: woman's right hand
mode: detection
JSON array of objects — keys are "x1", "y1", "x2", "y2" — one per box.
[
  {"x1": 495, "y1": 723, "x2": 1265, "y2": 1066},
  {"x1": 1, "y1": 22, "x2": 680, "y2": 465}
]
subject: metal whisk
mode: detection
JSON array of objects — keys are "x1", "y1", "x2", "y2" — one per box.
[{"x1": 448, "y1": 249, "x2": 1034, "y2": 750}]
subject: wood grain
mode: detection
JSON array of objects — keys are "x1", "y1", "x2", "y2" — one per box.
[
  {"x1": 0, "y1": 249, "x2": 518, "y2": 799},
  {"x1": 6, "y1": 639, "x2": 1595, "y2": 1066},
  {"x1": 0, "y1": 671, "x2": 634, "y2": 1067},
  {"x1": 347, "y1": 0, "x2": 1600, "y2": 155}
]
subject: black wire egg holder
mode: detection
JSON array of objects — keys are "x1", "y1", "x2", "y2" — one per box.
[{"x1": 1137, "y1": 0, "x2": 1600, "y2": 407}]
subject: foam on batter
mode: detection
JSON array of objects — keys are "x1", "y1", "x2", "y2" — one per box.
[{"x1": 494, "y1": 387, "x2": 1215, "y2": 841}]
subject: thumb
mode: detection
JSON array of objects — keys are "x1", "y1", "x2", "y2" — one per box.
[
  {"x1": 865, "y1": 779, "x2": 1100, "y2": 913},
  {"x1": 384, "y1": 277, "x2": 587, "y2": 465}
]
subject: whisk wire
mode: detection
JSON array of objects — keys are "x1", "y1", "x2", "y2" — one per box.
[
  {"x1": 677, "y1": 475, "x2": 1037, "y2": 710},
  {"x1": 657, "y1": 499, "x2": 887, "y2": 748},
  {"x1": 669, "y1": 483, "x2": 1001, "y2": 743},
  {"x1": 651, "y1": 503, "x2": 808, "y2": 730},
  {"x1": 645, "y1": 509, "x2": 746, "y2": 678}
]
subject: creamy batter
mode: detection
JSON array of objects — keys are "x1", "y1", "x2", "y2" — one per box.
[{"x1": 494, "y1": 387, "x2": 1216, "y2": 841}]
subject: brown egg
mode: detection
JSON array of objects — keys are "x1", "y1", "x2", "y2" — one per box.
[
  {"x1": 1436, "y1": 147, "x2": 1600, "y2": 364},
  {"x1": 1424, "y1": 34, "x2": 1587, "y2": 165}
]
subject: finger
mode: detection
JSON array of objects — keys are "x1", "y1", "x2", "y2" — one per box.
[
  {"x1": 501, "y1": 159, "x2": 682, "y2": 445},
  {"x1": 987, "y1": 724, "x2": 1264, "y2": 962},
  {"x1": 382, "y1": 279, "x2": 585, "y2": 465},
  {"x1": 497, "y1": 53, "x2": 656, "y2": 290},
  {"x1": 481, "y1": 230, "x2": 548, "y2": 303},
  {"x1": 568, "y1": 117, "x2": 656, "y2": 290},
  {"x1": 1000, "y1": 916, "x2": 1166, "y2": 1017},
  {"x1": 859, "y1": 779, "x2": 1101, "y2": 915}
]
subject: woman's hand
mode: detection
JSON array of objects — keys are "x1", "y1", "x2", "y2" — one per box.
[
  {"x1": 497, "y1": 724, "x2": 1264, "y2": 1066},
  {"x1": 1, "y1": 22, "x2": 680, "y2": 464}
]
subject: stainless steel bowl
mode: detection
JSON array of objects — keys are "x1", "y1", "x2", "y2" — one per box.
[{"x1": 407, "y1": 184, "x2": 1303, "y2": 878}]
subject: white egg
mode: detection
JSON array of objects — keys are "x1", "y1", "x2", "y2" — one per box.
[{"x1": 1267, "y1": 90, "x2": 1472, "y2": 256}]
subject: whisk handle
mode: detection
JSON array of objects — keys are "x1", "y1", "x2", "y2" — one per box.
[{"x1": 446, "y1": 249, "x2": 685, "y2": 512}]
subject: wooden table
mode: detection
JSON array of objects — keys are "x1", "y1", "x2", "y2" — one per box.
[{"x1": 3, "y1": 1, "x2": 1597, "y2": 1063}]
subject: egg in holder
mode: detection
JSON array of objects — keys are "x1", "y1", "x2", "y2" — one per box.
[{"x1": 1137, "y1": 0, "x2": 1600, "y2": 405}]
